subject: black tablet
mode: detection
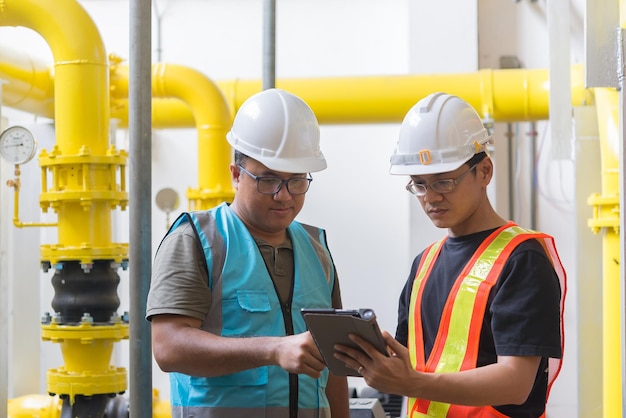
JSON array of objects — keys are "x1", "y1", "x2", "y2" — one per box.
[{"x1": 301, "y1": 308, "x2": 389, "y2": 376}]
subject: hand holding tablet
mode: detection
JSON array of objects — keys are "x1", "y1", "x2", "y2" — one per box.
[{"x1": 301, "y1": 308, "x2": 389, "y2": 376}]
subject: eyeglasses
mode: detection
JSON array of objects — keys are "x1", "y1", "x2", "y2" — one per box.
[
  {"x1": 406, "y1": 164, "x2": 478, "y2": 196},
  {"x1": 238, "y1": 165, "x2": 313, "y2": 195}
]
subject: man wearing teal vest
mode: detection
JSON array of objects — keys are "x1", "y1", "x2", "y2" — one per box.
[
  {"x1": 335, "y1": 93, "x2": 566, "y2": 418},
  {"x1": 147, "y1": 88, "x2": 349, "y2": 418}
]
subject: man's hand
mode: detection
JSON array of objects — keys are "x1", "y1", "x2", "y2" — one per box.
[
  {"x1": 334, "y1": 331, "x2": 413, "y2": 395},
  {"x1": 335, "y1": 330, "x2": 542, "y2": 406},
  {"x1": 274, "y1": 331, "x2": 327, "y2": 378}
]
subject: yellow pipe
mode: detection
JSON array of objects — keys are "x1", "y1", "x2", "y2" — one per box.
[
  {"x1": 214, "y1": 68, "x2": 568, "y2": 123},
  {"x1": 7, "y1": 394, "x2": 61, "y2": 418},
  {"x1": 5, "y1": 165, "x2": 57, "y2": 227},
  {"x1": 0, "y1": 0, "x2": 109, "y2": 154},
  {"x1": 111, "y1": 97, "x2": 197, "y2": 128},
  {"x1": 0, "y1": 42, "x2": 587, "y2": 126},
  {"x1": 109, "y1": 65, "x2": 590, "y2": 213},
  {"x1": 0, "y1": 0, "x2": 126, "y2": 262},
  {"x1": 109, "y1": 63, "x2": 583, "y2": 211},
  {"x1": 0, "y1": 43, "x2": 55, "y2": 119},
  {"x1": 589, "y1": 88, "x2": 622, "y2": 418},
  {"x1": 0, "y1": 0, "x2": 129, "y2": 410},
  {"x1": 111, "y1": 64, "x2": 589, "y2": 127},
  {"x1": 111, "y1": 60, "x2": 234, "y2": 209},
  {"x1": 584, "y1": 2, "x2": 626, "y2": 416},
  {"x1": 7, "y1": 389, "x2": 172, "y2": 418},
  {"x1": 7, "y1": 390, "x2": 171, "y2": 418}
]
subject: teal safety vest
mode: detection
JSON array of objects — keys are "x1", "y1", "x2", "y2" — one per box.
[{"x1": 166, "y1": 203, "x2": 335, "y2": 418}]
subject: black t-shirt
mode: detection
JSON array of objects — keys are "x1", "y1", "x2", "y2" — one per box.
[{"x1": 395, "y1": 228, "x2": 562, "y2": 418}]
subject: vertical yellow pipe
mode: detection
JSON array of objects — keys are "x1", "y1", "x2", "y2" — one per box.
[
  {"x1": 591, "y1": 88, "x2": 622, "y2": 418},
  {"x1": 591, "y1": 2, "x2": 626, "y2": 415},
  {"x1": 0, "y1": 0, "x2": 129, "y2": 407}
]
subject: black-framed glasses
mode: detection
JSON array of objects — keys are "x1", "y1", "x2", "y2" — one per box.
[
  {"x1": 406, "y1": 164, "x2": 478, "y2": 196},
  {"x1": 238, "y1": 165, "x2": 313, "y2": 195}
]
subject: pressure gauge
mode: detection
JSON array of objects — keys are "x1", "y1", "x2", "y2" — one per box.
[{"x1": 0, "y1": 126, "x2": 37, "y2": 164}]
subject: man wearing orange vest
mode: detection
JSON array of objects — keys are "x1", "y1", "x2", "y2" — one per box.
[{"x1": 335, "y1": 92, "x2": 566, "y2": 418}]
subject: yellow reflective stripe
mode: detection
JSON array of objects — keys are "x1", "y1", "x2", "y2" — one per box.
[
  {"x1": 435, "y1": 227, "x2": 521, "y2": 374},
  {"x1": 408, "y1": 239, "x2": 444, "y2": 368}
]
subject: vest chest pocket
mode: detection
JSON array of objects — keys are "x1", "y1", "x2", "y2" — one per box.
[{"x1": 222, "y1": 290, "x2": 274, "y2": 337}]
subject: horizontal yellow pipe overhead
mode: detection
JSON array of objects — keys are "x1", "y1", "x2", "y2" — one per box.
[
  {"x1": 111, "y1": 64, "x2": 589, "y2": 127},
  {"x1": 0, "y1": 39, "x2": 588, "y2": 126}
]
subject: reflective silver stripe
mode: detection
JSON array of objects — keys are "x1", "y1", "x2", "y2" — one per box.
[
  {"x1": 170, "y1": 405, "x2": 331, "y2": 418},
  {"x1": 189, "y1": 211, "x2": 225, "y2": 335}
]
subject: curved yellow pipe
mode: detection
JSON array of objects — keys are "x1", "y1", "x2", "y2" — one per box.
[
  {"x1": 0, "y1": 0, "x2": 117, "y2": 253},
  {"x1": 0, "y1": 0, "x2": 109, "y2": 154},
  {"x1": 111, "y1": 61, "x2": 234, "y2": 209}
]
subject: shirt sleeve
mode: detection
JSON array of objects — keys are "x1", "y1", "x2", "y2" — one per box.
[
  {"x1": 146, "y1": 223, "x2": 212, "y2": 321},
  {"x1": 395, "y1": 255, "x2": 421, "y2": 347}
]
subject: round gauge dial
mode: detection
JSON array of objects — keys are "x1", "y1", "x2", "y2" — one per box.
[{"x1": 0, "y1": 126, "x2": 37, "y2": 164}]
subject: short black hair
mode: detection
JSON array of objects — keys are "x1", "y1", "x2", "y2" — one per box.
[
  {"x1": 234, "y1": 150, "x2": 249, "y2": 167},
  {"x1": 466, "y1": 151, "x2": 488, "y2": 167}
]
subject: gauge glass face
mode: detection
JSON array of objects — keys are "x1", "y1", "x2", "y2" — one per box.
[{"x1": 0, "y1": 126, "x2": 37, "y2": 164}]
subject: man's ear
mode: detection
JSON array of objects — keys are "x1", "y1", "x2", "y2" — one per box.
[
  {"x1": 230, "y1": 164, "x2": 240, "y2": 188},
  {"x1": 478, "y1": 158, "x2": 494, "y2": 184}
]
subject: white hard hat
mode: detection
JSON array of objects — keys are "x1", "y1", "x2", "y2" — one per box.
[
  {"x1": 389, "y1": 92, "x2": 492, "y2": 176},
  {"x1": 226, "y1": 88, "x2": 327, "y2": 173}
]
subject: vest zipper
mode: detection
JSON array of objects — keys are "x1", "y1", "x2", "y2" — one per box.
[
  {"x1": 281, "y1": 301, "x2": 299, "y2": 418},
  {"x1": 265, "y1": 245, "x2": 298, "y2": 418}
]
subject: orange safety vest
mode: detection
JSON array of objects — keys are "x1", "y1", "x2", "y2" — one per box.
[{"x1": 407, "y1": 223, "x2": 567, "y2": 418}]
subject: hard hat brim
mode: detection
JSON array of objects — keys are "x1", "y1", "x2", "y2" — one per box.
[
  {"x1": 389, "y1": 157, "x2": 470, "y2": 176},
  {"x1": 265, "y1": 156, "x2": 328, "y2": 173}
]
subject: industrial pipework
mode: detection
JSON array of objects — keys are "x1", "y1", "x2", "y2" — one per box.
[{"x1": 0, "y1": 0, "x2": 130, "y2": 416}]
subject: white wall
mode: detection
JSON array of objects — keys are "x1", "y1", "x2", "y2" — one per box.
[{"x1": 0, "y1": 0, "x2": 585, "y2": 416}]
